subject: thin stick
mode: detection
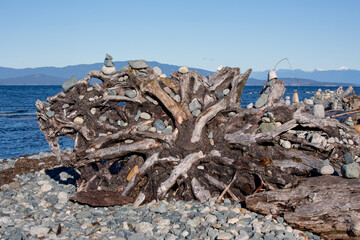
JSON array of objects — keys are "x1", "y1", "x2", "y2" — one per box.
[
  {"x1": 215, "y1": 171, "x2": 238, "y2": 203},
  {"x1": 328, "y1": 110, "x2": 360, "y2": 118}
]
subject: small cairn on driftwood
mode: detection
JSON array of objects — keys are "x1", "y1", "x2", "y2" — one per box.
[{"x1": 37, "y1": 55, "x2": 360, "y2": 239}]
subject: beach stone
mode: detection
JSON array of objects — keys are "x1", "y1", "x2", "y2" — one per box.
[
  {"x1": 292, "y1": 90, "x2": 299, "y2": 103},
  {"x1": 304, "y1": 98, "x2": 314, "y2": 105},
  {"x1": 344, "y1": 153, "x2": 354, "y2": 164},
  {"x1": 101, "y1": 65, "x2": 116, "y2": 75},
  {"x1": 216, "y1": 91, "x2": 225, "y2": 100},
  {"x1": 90, "y1": 108, "x2": 96, "y2": 115},
  {"x1": 341, "y1": 162, "x2": 360, "y2": 178},
  {"x1": 255, "y1": 92, "x2": 269, "y2": 108},
  {"x1": 208, "y1": 131, "x2": 214, "y2": 139},
  {"x1": 104, "y1": 59, "x2": 114, "y2": 67},
  {"x1": 236, "y1": 232, "x2": 250, "y2": 240},
  {"x1": 8, "y1": 181, "x2": 21, "y2": 190},
  {"x1": 262, "y1": 117, "x2": 271, "y2": 123},
  {"x1": 137, "y1": 125, "x2": 149, "y2": 132},
  {"x1": 99, "y1": 116, "x2": 107, "y2": 122},
  {"x1": 125, "y1": 89, "x2": 137, "y2": 98},
  {"x1": 135, "y1": 222, "x2": 154, "y2": 233},
  {"x1": 178, "y1": 65, "x2": 189, "y2": 74},
  {"x1": 29, "y1": 226, "x2": 49, "y2": 236},
  {"x1": 162, "y1": 126, "x2": 173, "y2": 135},
  {"x1": 320, "y1": 165, "x2": 334, "y2": 175},
  {"x1": 173, "y1": 95, "x2": 181, "y2": 103},
  {"x1": 153, "y1": 66, "x2": 162, "y2": 76},
  {"x1": 310, "y1": 133, "x2": 326, "y2": 146},
  {"x1": 46, "y1": 111, "x2": 54, "y2": 118},
  {"x1": 57, "y1": 192, "x2": 68, "y2": 204},
  {"x1": 160, "y1": 73, "x2": 167, "y2": 78},
  {"x1": 42, "y1": 101, "x2": 51, "y2": 108},
  {"x1": 62, "y1": 104, "x2": 69, "y2": 109},
  {"x1": 209, "y1": 138, "x2": 215, "y2": 145},
  {"x1": 247, "y1": 103, "x2": 253, "y2": 109},
  {"x1": 260, "y1": 122, "x2": 276, "y2": 133},
  {"x1": 217, "y1": 232, "x2": 233, "y2": 239},
  {"x1": 323, "y1": 159, "x2": 330, "y2": 166},
  {"x1": 107, "y1": 89, "x2": 117, "y2": 96},
  {"x1": 74, "y1": 117, "x2": 84, "y2": 124},
  {"x1": 192, "y1": 109, "x2": 201, "y2": 117},
  {"x1": 313, "y1": 104, "x2": 325, "y2": 118},
  {"x1": 40, "y1": 183, "x2": 53, "y2": 192},
  {"x1": 189, "y1": 99, "x2": 201, "y2": 112},
  {"x1": 281, "y1": 140, "x2": 291, "y2": 149},
  {"x1": 140, "y1": 112, "x2": 151, "y2": 120},
  {"x1": 223, "y1": 88, "x2": 230, "y2": 95},
  {"x1": 128, "y1": 232, "x2": 146, "y2": 240},
  {"x1": 62, "y1": 76, "x2": 78, "y2": 93},
  {"x1": 206, "y1": 214, "x2": 217, "y2": 224},
  {"x1": 153, "y1": 119, "x2": 166, "y2": 131},
  {"x1": 128, "y1": 60, "x2": 148, "y2": 69},
  {"x1": 134, "y1": 110, "x2": 141, "y2": 121}
]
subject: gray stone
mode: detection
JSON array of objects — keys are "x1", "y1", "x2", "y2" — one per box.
[
  {"x1": 178, "y1": 65, "x2": 189, "y2": 73},
  {"x1": 125, "y1": 90, "x2": 137, "y2": 98},
  {"x1": 137, "y1": 72, "x2": 146, "y2": 77},
  {"x1": 107, "y1": 89, "x2": 117, "y2": 96},
  {"x1": 208, "y1": 132, "x2": 214, "y2": 139},
  {"x1": 313, "y1": 104, "x2": 325, "y2": 118},
  {"x1": 217, "y1": 232, "x2": 233, "y2": 239},
  {"x1": 42, "y1": 101, "x2": 51, "y2": 108},
  {"x1": 99, "y1": 116, "x2": 107, "y2": 122},
  {"x1": 323, "y1": 159, "x2": 330, "y2": 166},
  {"x1": 236, "y1": 232, "x2": 250, "y2": 240},
  {"x1": 62, "y1": 104, "x2": 69, "y2": 109},
  {"x1": 344, "y1": 152, "x2": 354, "y2": 164},
  {"x1": 191, "y1": 109, "x2": 201, "y2": 117},
  {"x1": 320, "y1": 165, "x2": 334, "y2": 175},
  {"x1": 255, "y1": 92, "x2": 269, "y2": 108},
  {"x1": 153, "y1": 119, "x2": 166, "y2": 131},
  {"x1": 135, "y1": 222, "x2": 154, "y2": 233},
  {"x1": 105, "y1": 53, "x2": 113, "y2": 60},
  {"x1": 29, "y1": 226, "x2": 49, "y2": 236},
  {"x1": 281, "y1": 140, "x2": 291, "y2": 149},
  {"x1": 162, "y1": 126, "x2": 173, "y2": 135},
  {"x1": 260, "y1": 122, "x2": 276, "y2": 133},
  {"x1": 128, "y1": 60, "x2": 148, "y2": 69},
  {"x1": 216, "y1": 91, "x2": 225, "y2": 100},
  {"x1": 0, "y1": 199, "x2": 11, "y2": 207},
  {"x1": 134, "y1": 110, "x2": 141, "y2": 122},
  {"x1": 104, "y1": 59, "x2": 114, "y2": 67},
  {"x1": 310, "y1": 133, "x2": 326, "y2": 147},
  {"x1": 228, "y1": 111, "x2": 236, "y2": 117},
  {"x1": 151, "y1": 203, "x2": 167, "y2": 213},
  {"x1": 173, "y1": 95, "x2": 181, "y2": 103},
  {"x1": 153, "y1": 66, "x2": 162, "y2": 76},
  {"x1": 46, "y1": 110, "x2": 54, "y2": 118},
  {"x1": 189, "y1": 99, "x2": 201, "y2": 112},
  {"x1": 46, "y1": 195, "x2": 58, "y2": 204},
  {"x1": 137, "y1": 125, "x2": 149, "y2": 132},
  {"x1": 140, "y1": 112, "x2": 151, "y2": 120},
  {"x1": 102, "y1": 65, "x2": 116, "y2": 75},
  {"x1": 128, "y1": 232, "x2": 146, "y2": 240},
  {"x1": 341, "y1": 162, "x2": 360, "y2": 178},
  {"x1": 62, "y1": 76, "x2": 78, "y2": 93}
]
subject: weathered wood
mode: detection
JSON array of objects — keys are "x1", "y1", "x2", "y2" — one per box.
[{"x1": 245, "y1": 176, "x2": 360, "y2": 239}]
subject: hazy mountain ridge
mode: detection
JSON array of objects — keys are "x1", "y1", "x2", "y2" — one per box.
[{"x1": 0, "y1": 61, "x2": 359, "y2": 86}]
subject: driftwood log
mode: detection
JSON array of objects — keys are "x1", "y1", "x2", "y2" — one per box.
[
  {"x1": 36, "y1": 60, "x2": 360, "y2": 238},
  {"x1": 246, "y1": 176, "x2": 360, "y2": 240}
]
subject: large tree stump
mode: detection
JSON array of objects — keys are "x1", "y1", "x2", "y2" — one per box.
[{"x1": 36, "y1": 60, "x2": 360, "y2": 211}]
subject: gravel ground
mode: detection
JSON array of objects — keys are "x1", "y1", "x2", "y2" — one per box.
[{"x1": 0, "y1": 153, "x2": 321, "y2": 240}]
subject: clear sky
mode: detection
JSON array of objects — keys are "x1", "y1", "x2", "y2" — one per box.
[{"x1": 0, "y1": 0, "x2": 359, "y2": 71}]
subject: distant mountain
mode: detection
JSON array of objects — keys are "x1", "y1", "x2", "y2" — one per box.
[
  {"x1": 250, "y1": 69, "x2": 360, "y2": 85},
  {"x1": 246, "y1": 78, "x2": 359, "y2": 86},
  {"x1": 0, "y1": 74, "x2": 66, "y2": 85},
  {"x1": 0, "y1": 61, "x2": 213, "y2": 81},
  {"x1": 0, "y1": 61, "x2": 359, "y2": 86}
]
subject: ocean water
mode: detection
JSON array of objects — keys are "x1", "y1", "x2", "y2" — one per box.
[{"x1": 0, "y1": 85, "x2": 359, "y2": 159}]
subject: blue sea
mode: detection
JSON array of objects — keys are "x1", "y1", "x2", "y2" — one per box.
[{"x1": 1, "y1": 85, "x2": 359, "y2": 159}]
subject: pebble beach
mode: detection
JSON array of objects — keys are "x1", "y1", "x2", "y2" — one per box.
[{"x1": 0, "y1": 153, "x2": 321, "y2": 240}]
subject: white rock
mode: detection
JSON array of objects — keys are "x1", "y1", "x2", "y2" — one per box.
[
  {"x1": 57, "y1": 192, "x2": 68, "y2": 204},
  {"x1": 320, "y1": 165, "x2": 334, "y2": 175},
  {"x1": 74, "y1": 117, "x2": 84, "y2": 124},
  {"x1": 173, "y1": 95, "x2": 181, "y2": 103},
  {"x1": 205, "y1": 214, "x2": 217, "y2": 224},
  {"x1": 0, "y1": 216, "x2": 11, "y2": 225},
  {"x1": 246, "y1": 103, "x2": 253, "y2": 109},
  {"x1": 197, "y1": 165, "x2": 205, "y2": 170},
  {"x1": 178, "y1": 65, "x2": 189, "y2": 74},
  {"x1": 217, "y1": 65, "x2": 223, "y2": 71},
  {"x1": 140, "y1": 112, "x2": 151, "y2": 120},
  {"x1": 223, "y1": 88, "x2": 230, "y2": 95},
  {"x1": 30, "y1": 226, "x2": 50, "y2": 236},
  {"x1": 228, "y1": 218, "x2": 239, "y2": 224},
  {"x1": 327, "y1": 137, "x2": 335, "y2": 144},
  {"x1": 40, "y1": 183, "x2": 53, "y2": 192},
  {"x1": 275, "y1": 122, "x2": 282, "y2": 128},
  {"x1": 152, "y1": 66, "x2": 162, "y2": 76},
  {"x1": 313, "y1": 104, "x2": 325, "y2": 118},
  {"x1": 281, "y1": 140, "x2": 291, "y2": 149},
  {"x1": 125, "y1": 139, "x2": 134, "y2": 144},
  {"x1": 135, "y1": 222, "x2": 154, "y2": 233},
  {"x1": 349, "y1": 139, "x2": 354, "y2": 145},
  {"x1": 160, "y1": 73, "x2": 167, "y2": 78},
  {"x1": 90, "y1": 108, "x2": 96, "y2": 115},
  {"x1": 101, "y1": 65, "x2": 116, "y2": 75},
  {"x1": 87, "y1": 87, "x2": 93, "y2": 92}
]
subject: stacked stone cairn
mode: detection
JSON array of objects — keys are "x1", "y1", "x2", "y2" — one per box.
[
  {"x1": 292, "y1": 90, "x2": 299, "y2": 104},
  {"x1": 341, "y1": 153, "x2": 360, "y2": 178},
  {"x1": 102, "y1": 54, "x2": 116, "y2": 75}
]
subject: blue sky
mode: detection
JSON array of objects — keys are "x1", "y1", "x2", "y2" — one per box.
[{"x1": 0, "y1": 0, "x2": 359, "y2": 71}]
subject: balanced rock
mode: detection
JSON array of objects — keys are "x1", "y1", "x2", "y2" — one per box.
[
  {"x1": 344, "y1": 153, "x2": 354, "y2": 164},
  {"x1": 102, "y1": 65, "x2": 116, "y2": 75},
  {"x1": 292, "y1": 90, "x2": 299, "y2": 103},
  {"x1": 128, "y1": 60, "x2": 148, "y2": 69},
  {"x1": 313, "y1": 103, "x2": 325, "y2": 118},
  {"x1": 320, "y1": 165, "x2": 334, "y2": 175},
  {"x1": 178, "y1": 65, "x2": 189, "y2": 74},
  {"x1": 153, "y1": 66, "x2": 162, "y2": 76},
  {"x1": 62, "y1": 76, "x2": 78, "y2": 93},
  {"x1": 285, "y1": 96, "x2": 291, "y2": 106}
]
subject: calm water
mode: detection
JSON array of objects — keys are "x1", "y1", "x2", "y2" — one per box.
[{"x1": 0, "y1": 85, "x2": 359, "y2": 159}]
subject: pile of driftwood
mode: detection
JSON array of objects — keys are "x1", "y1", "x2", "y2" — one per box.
[{"x1": 36, "y1": 58, "x2": 360, "y2": 239}]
